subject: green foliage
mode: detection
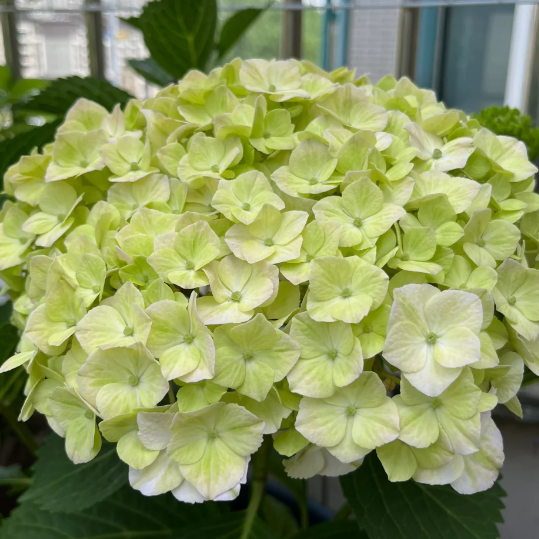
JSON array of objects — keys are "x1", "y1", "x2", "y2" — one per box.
[
  {"x1": 19, "y1": 434, "x2": 128, "y2": 512},
  {"x1": 17, "y1": 76, "x2": 132, "y2": 116},
  {"x1": 291, "y1": 521, "x2": 368, "y2": 539},
  {"x1": 1, "y1": 485, "x2": 218, "y2": 539},
  {"x1": 341, "y1": 454, "x2": 506, "y2": 539},
  {"x1": 123, "y1": 0, "x2": 268, "y2": 85},
  {"x1": 473, "y1": 106, "x2": 539, "y2": 162}
]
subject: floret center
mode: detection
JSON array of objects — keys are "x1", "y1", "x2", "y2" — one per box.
[
  {"x1": 268, "y1": 84, "x2": 276, "y2": 92},
  {"x1": 211, "y1": 164, "x2": 220, "y2": 173},
  {"x1": 92, "y1": 285, "x2": 101, "y2": 293},
  {"x1": 185, "y1": 260, "x2": 195, "y2": 270},
  {"x1": 183, "y1": 333, "x2": 194, "y2": 344},
  {"x1": 130, "y1": 162, "x2": 139, "y2": 171},
  {"x1": 123, "y1": 326, "x2": 133, "y2": 336},
  {"x1": 306, "y1": 253, "x2": 314, "y2": 262},
  {"x1": 353, "y1": 218, "x2": 362, "y2": 228},
  {"x1": 431, "y1": 397, "x2": 442, "y2": 409},
  {"x1": 346, "y1": 405, "x2": 356, "y2": 417},
  {"x1": 327, "y1": 349, "x2": 338, "y2": 360},
  {"x1": 231, "y1": 291, "x2": 242, "y2": 302},
  {"x1": 477, "y1": 238, "x2": 486, "y2": 247},
  {"x1": 208, "y1": 430, "x2": 218, "y2": 440},
  {"x1": 80, "y1": 159, "x2": 89, "y2": 168},
  {"x1": 242, "y1": 202, "x2": 251, "y2": 211},
  {"x1": 432, "y1": 148, "x2": 443, "y2": 159},
  {"x1": 128, "y1": 375, "x2": 140, "y2": 386},
  {"x1": 363, "y1": 323, "x2": 373, "y2": 333},
  {"x1": 263, "y1": 131, "x2": 271, "y2": 139},
  {"x1": 243, "y1": 351, "x2": 254, "y2": 360},
  {"x1": 508, "y1": 296, "x2": 517, "y2": 305},
  {"x1": 264, "y1": 238, "x2": 274, "y2": 246},
  {"x1": 84, "y1": 410, "x2": 94, "y2": 420},
  {"x1": 426, "y1": 332, "x2": 438, "y2": 345},
  {"x1": 341, "y1": 287, "x2": 352, "y2": 298},
  {"x1": 309, "y1": 177, "x2": 318, "y2": 185}
]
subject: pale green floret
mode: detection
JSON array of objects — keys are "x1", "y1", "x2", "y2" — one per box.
[
  {"x1": 313, "y1": 177, "x2": 405, "y2": 248},
  {"x1": 167, "y1": 402, "x2": 264, "y2": 499},
  {"x1": 492, "y1": 258, "x2": 539, "y2": 341},
  {"x1": 250, "y1": 96, "x2": 296, "y2": 153},
  {"x1": 307, "y1": 256, "x2": 388, "y2": 323},
  {"x1": 75, "y1": 282, "x2": 152, "y2": 354},
  {"x1": 384, "y1": 284, "x2": 483, "y2": 396},
  {"x1": 211, "y1": 171, "x2": 284, "y2": 225},
  {"x1": 271, "y1": 139, "x2": 339, "y2": 197},
  {"x1": 57, "y1": 98, "x2": 108, "y2": 134},
  {"x1": 197, "y1": 255, "x2": 279, "y2": 324},
  {"x1": 296, "y1": 373, "x2": 399, "y2": 463},
  {"x1": 287, "y1": 312, "x2": 363, "y2": 398},
  {"x1": 48, "y1": 387, "x2": 101, "y2": 464},
  {"x1": 225, "y1": 204, "x2": 308, "y2": 264},
  {"x1": 460, "y1": 209, "x2": 520, "y2": 268},
  {"x1": 147, "y1": 220, "x2": 220, "y2": 289},
  {"x1": 101, "y1": 135, "x2": 159, "y2": 182},
  {"x1": 404, "y1": 122, "x2": 474, "y2": 172},
  {"x1": 146, "y1": 293, "x2": 214, "y2": 383},
  {"x1": 213, "y1": 313, "x2": 300, "y2": 401},
  {"x1": 394, "y1": 370, "x2": 481, "y2": 454},
  {"x1": 76, "y1": 343, "x2": 169, "y2": 419},
  {"x1": 0, "y1": 204, "x2": 34, "y2": 270}
]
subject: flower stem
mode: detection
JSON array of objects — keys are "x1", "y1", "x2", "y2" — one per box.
[{"x1": 241, "y1": 435, "x2": 271, "y2": 539}]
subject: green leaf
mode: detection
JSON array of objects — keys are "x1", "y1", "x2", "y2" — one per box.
[
  {"x1": 1, "y1": 485, "x2": 218, "y2": 539},
  {"x1": 341, "y1": 453, "x2": 505, "y2": 539},
  {"x1": 127, "y1": 58, "x2": 173, "y2": 87},
  {"x1": 181, "y1": 512, "x2": 276, "y2": 539},
  {"x1": 17, "y1": 76, "x2": 132, "y2": 115},
  {"x1": 10, "y1": 78, "x2": 49, "y2": 102},
  {"x1": 291, "y1": 521, "x2": 368, "y2": 539},
  {"x1": 0, "y1": 322, "x2": 19, "y2": 364},
  {"x1": 123, "y1": 0, "x2": 217, "y2": 79},
  {"x1": 0, "y1": 65, "x2": 12, "y2": 91},
  {"x1": 217, "y1": 8, "x2": 268, "y2": 60},
  {"x1": 260, "y1": 494, "x2": 299, "y2": 538},
  {"x1": 19, "y1": 434, "x2": 128, "y2": 513},
  {"x1": 0, "y1": 120, "x2": 61, "y2": 186}
]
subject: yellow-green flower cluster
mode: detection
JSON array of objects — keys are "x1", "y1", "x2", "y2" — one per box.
[{"x1": 2, "y1": 59, "x2": 538, "y2": 500}]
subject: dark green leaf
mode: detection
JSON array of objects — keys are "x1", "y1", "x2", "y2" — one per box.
[
  {"x1": 127, "y1": 57, "x2": 173, "y2": 87},
  {"x1": 291, "y1": 521, "x2": 368, "y2": 539},
  {"x1": 17, "y1": 76, "x2": 132, "y2": 115},
  {"x1": 20, "y1": 434, "x2": 128, "y2": 513},
  {"x1": 341, "y1": 453, "x2": 505, "y2": 539},
  {"x1": 0, "y1": 322, "x2": 19, "y2": 363},
  {"x1": 217, "y1": 7, "x2": 268, "y2": 60},
  {"x1": 9, "y1": 78, "x2": 49, "y2": 102},
  {"x1": 260, "y1": 494, "x2": 299, "y2": 538},
  {"x1": 1, "y1": 485, "x2": 218, "y2": 539},
  {"x1": 125, "y1": 0, "x2": 217, "y2": 79},
  {"x1": 0, "y1": 120, "x2": 60, "y2": 184},
  {"x1": 0, "y1": 300, "x2": 13, "y2": 325},
  {"x1": 180, "y1": 512, "x2": 276, "y2": 539}
]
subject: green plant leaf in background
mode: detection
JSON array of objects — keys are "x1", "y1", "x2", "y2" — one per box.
[
  {"x1": 123, "y1": 0, "x2": 218, "y2": 81},
  {"x1": 217, "y1": 7, "x2": 269, "y2": 60},
  {"x1": 341, "y1": 454, "x2": 506, "y2": 539},
  {"x1": 19, "y1": 434, "x2": 128, "y2": 513},
  {"x1": 260, "y1": 494, "x2": 299, "y2": 539},
  {"x1": 291, "y1": 521, "x2": 368, "y2": 539},
  {"x1": 16, "y1": 76, "x2": 132, "y2": 115},
  {"x1": 181, "y1": 512, "x2": 277, "y2": 539},
  {"x1": 127, "y1": 58, "x2": 173, "y2": 87},
  {"x1": 1, "y1": 485, "x2": 218, "y2": 539}
]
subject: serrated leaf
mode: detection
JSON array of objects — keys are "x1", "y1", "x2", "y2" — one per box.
[
  {"x1": 291, "y1": 521, "x2": 368, "y2": 539},
  {"x1": 0, "y1": 120, "x2": 60, "y2": 184},
  {"x1": 340, "y1": 454, "x2": 505, "y2": 539},
  {"x1": 20, "y1": 434, "x2": 128, "y2": 513},
  {"x1": 181, "y1": 512, "x2": 276, "y2": 539},
  {"x1": 217, "y1": 7, "x2": 268, "y2": 60},
  {"x1": 1, "y1": 485, "x2": 218, "y2": 539},
  {"x1": 17, "y1": 76, "x2": 132, "y2": 115},
  {"x1": 124, "y1": 0, "x2": 217, "y2": 79},
  {"x1": 127, "y1": 58, "x2": 173, "y2": 87}
]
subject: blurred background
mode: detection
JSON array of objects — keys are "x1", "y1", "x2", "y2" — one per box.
[{"x1": 0, "y1": 1, "x2": 537, "y2": 537}]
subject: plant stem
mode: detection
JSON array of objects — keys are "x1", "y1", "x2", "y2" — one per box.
[
  {"x1": 241, "y1": 435, "x2": 271, "y2": 539},
  {"x1": 334, "y1": 503, "x2": 352, "y2": 520},
  {"x1": 168, "y1": 382, "x2": 176, "y2": 404}
]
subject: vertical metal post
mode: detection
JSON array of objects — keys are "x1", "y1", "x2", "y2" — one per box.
[
  {"x1": 281, "y1": 0, "x2": 303, "y2": 59},
  {"x1": 320, "y1": 0, "x2": 334, "y2": 71},
  {"x1": 396, "y1": 7, "x2": 420, "y2": 80},
  {"x1": 85, "y1": 0, "x2": 106, "y2": 79},
  {"x1": 333, "y1": 0, "x2": 350, "y2": 68},
  {"x1": 1, "y1": 0, "x2": 21, "y2": 80}
]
